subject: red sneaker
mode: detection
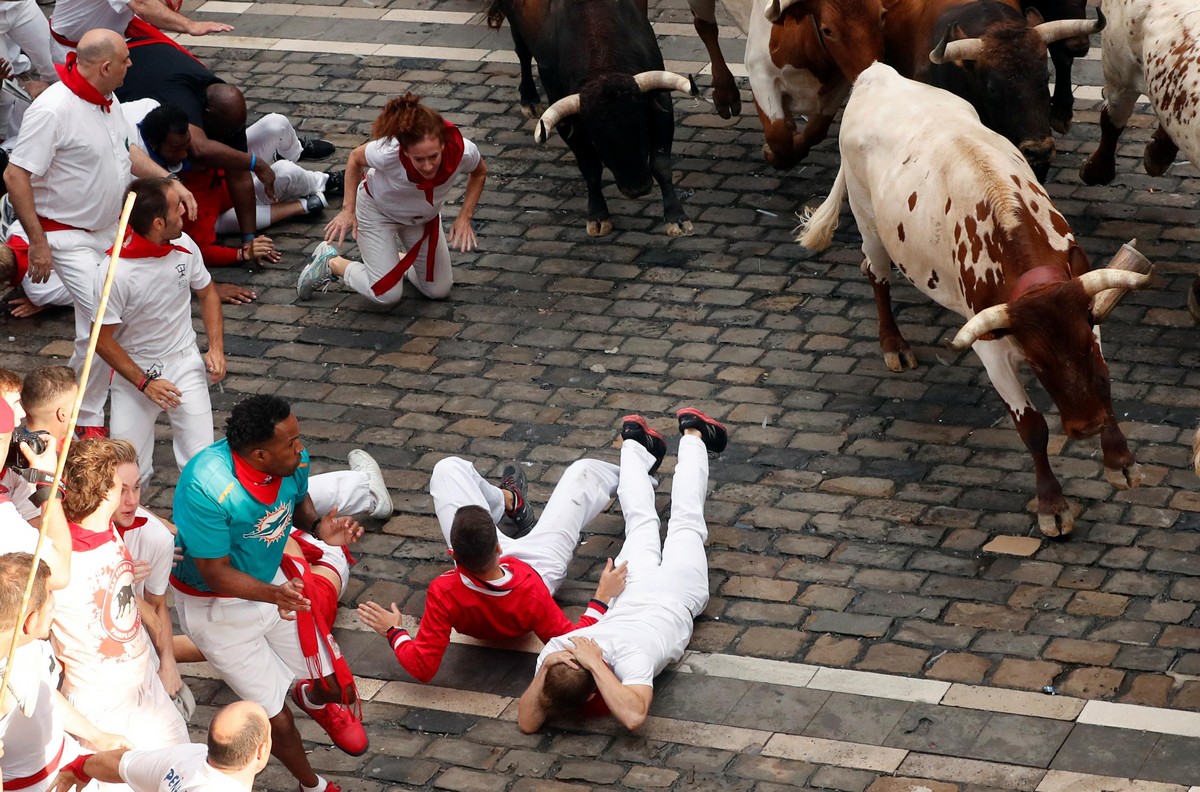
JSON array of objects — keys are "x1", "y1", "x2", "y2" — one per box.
[{"x1": 291, "y1": 681, "x2": 368, "y2": 756}]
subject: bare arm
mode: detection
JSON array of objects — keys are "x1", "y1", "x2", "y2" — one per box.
[
  {"x1": 20, "y1": 440, "x2": 71, "y2": 590},
  {"x1": 143, "y1": 591, "x2": 181, "y2": 696},
  {"x1": 323, "y1": 144, "x2": 368, "y2": 246},
  {"x1": 53, "y1": 691, "x2": 130, "y2": 751},
  {"x1": 570, "y1": 637, "x2": 652, "y2": 731},
  {"x1": 3, "y1": 165, "x2": 49, "y2": 281},
  {"x1": 447, "y1": 158, "x2": 486, "y2": 253},
  {"x1": 195, "y1": 555, "x2": 309, "y2": 611},
  {"x1": 126, "y1": 0, "x2": 234, "y2": 35},
  {"x1": 96, "y1": 324, "x2": 183, "y2": 411},
  {"x1": 195, "y1": 281, "x2": 225, "y2": 383}
]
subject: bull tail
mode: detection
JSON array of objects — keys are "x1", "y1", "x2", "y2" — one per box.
[
  {"x1": 796, "y1": 165, "x2": 846, "y2": 251},
  {"x1": 485, "y1": 0, "x2": 505, "y2": 29}
]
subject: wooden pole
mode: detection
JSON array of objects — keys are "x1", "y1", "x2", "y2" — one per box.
[{"x1": 0, "y1": 192, "x2": 138, "y2": 703}]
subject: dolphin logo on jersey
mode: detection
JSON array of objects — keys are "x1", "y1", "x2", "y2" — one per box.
[{"x1": 243, "y1": 502, "x2": 292, "y2": 546}]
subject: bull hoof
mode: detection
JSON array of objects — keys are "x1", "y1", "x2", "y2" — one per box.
[
  {"x1": 1105, "y1": 462, "x2": 1144, "y2": 491},
  {"x1": 1188, "y1": 277, "x2": 1200, "y2": 324},
  {"x1": 586, "y1": 219, "x2": 613, "y2": 237},
  {"x1": 1080, "y1": 155, "x2": 1116, "y2": 186},
  {"x1": 714, "y1": 93, "x2": 742, "y2": 120},
  {"x1": 665, "y1": 220, "x2": 693, "y2": 238},
  {"x1": 1038, "y1": 510, "x2": 1074, "y2": 538},
  {"x1": 520, "y1": 103, "x2": 541, "y2": 120},
  {"x1": 1050, "y1": 108, "x2": 1072, "y2": 136},
  {"x1": 882, "y1": 349, "x2": 918, "y2": 372}
]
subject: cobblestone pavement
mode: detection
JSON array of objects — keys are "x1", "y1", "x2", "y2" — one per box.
[{"x1": 7, "y1": 0, "x2": 1200, "y2": 787}]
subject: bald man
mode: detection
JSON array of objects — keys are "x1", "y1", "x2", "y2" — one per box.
[
  {"x1": 55, "y1": 701, "x2": 272, "y2": 792},
  {"x1": 4, "y1": 28, "x2": 196, "y2": 437}
]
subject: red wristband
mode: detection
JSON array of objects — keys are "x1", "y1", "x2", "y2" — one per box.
[{"x1": 66, "y1": 754, "x2": 94, "y2": 784}]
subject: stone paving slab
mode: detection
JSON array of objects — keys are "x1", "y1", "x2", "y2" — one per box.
[{"x1": 11, "y1": 0, "x2": 1200, "y2": 785}]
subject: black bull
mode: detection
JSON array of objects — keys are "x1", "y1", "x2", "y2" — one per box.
[{"x1": 488, "y1": 0, "x2": 697, "y2": 237}]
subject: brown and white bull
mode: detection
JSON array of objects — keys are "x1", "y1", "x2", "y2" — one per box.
[
  {"x1": 1078, "y1": 0, "x2": 1200, "y2": 319},
  {"x1": 800, "y1": 62, "x2": 1153, "y2": 537}
]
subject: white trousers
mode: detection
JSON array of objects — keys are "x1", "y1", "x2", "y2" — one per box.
[
  {"x1": 19, "y1": 268, "x2": 70, "y2": 307},
  {"x1": 36, "y1": 223, "x2": 117, "y2": 427},
  {"x1": 109, "y1": 347, "x2": 214, "y2": 483},
  {"x1": 341, "y1": 184, "x2": 452, "y2": 306},
  {"x1": 307, "y1": 470, "x2": 373, "y2": 517},
  {"x1": 175, "y1": 569, "x2": 334, "y2": 717},
  {"x1": 0, "y1": 3, "x2": 55, "y2": 82},
  {"x1": 615, "y1": 436, "x2": 711, "y2": 618},
  {"x1": 428, "y1": 456, "x2": 619, "y2": 595}
]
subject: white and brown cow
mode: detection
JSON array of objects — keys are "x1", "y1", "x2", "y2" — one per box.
[
  {"x1": 1078, "y1": 0, "x2": 1200, "y2": 319},
  {"x1": 800, "y1": 62, "x2": 1153, "y2": 537}
]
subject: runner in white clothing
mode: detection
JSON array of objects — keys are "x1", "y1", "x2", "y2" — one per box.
[
  {"x1": 94, "y1": 177, "x2": 225, "y2": 483},
  {"x1": 297, "y1": 92, "x2": 487, "y2": 306},
  {"x1": 0, "y1": 554, "x2": 129, "y2": 792},
  {"x1": 54, "y1": 438, "x2": 189, "y2": 775},
  {"x1": 56, "y1": 700, "x2": 271, "y2": 792},
  {"x1": 518, "y1": 408, "x2": 728, "y2": 733},
  {"x1": 3, "y1": 30, "x2": 196, "y2": 434},
  {"x1": 48, "y1": 0, "x2": 232, "y2": 54}
]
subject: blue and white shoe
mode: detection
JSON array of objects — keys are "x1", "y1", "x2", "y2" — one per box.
[{"x1": 297, "y1": 242, "x2": 338, "y2": 300}]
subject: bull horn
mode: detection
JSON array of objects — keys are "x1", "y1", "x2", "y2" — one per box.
[
  {"x1": 1036, "y1": 14, "x2": 1105, "y2": 45},
  {"x1": 633, "y1": 70, "x2": 699, "y2": 97},
  {"x1": 533, "y1": 93, "x2": 581, "y2": 144},
  {"x1": 1078, "y1": 268, "x2": 1153, "y2": 298},
  {"x1": 765, "y1": 0, "x2": 783, "y2": 22},
  {"x1": 950, "y1": 304, "x2": 1011, "y2": 350},
  {"x1": 930, "y1": 32, "x2": 984, "y2": 64}
]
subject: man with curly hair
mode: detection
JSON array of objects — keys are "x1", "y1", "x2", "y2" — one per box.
[
  {"x1": 171, "y1": 395, "x2": 367, "y2": 792},
  {"x1": 54, "y1": 438, "x2": 189, "y2": 770}
]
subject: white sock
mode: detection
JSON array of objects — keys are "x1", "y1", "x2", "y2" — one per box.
[{"x1": 301, "y1": 777, "x2": 328, "y2": 792}]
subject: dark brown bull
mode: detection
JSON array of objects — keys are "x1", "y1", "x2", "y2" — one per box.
[{"x1": 1020, "y1": 0, "x2": 1091, "y2": 133}]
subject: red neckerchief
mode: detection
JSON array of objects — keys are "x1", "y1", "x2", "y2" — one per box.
[
  {"x1": 231, "y1": 451, "x2": 282, "y2": 505},
  {"x1": 54, "y1": 52, "x2": 112, "y2": 112},
  {"x1": 280, "y1": 551, "x2": 359, "y2": 717},
  {"x1": 68, "y1": 521, "x2": 114, "y2": 552},
  {"x1": 106, "y1": 229, "x2": 190, "y2": 258},
  {"x1": 371, "y1": 123, "x2": 466, "y2": 297},
  {"x1": 115, "y1": 514, "x2": 147, "y2": 540},
  {"x1": 396, "y1": 121, "x2": 465, "y2": 196}
]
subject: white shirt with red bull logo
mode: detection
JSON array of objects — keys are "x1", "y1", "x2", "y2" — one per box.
[{"x1": 50, "y1": 522, "x2": 152, "y2": 698}]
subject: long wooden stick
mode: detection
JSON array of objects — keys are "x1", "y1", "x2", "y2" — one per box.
[{"x1": 0, "y1": 192, "x2": 138, "y2": 702}]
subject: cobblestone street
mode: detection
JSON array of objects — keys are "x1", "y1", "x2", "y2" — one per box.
[{"x1": 7, "y1": 0, "x2": 1200, "y2": 787}]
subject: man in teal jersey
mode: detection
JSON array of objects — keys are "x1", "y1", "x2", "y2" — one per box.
[{"x1": 171, "y1": 395, "x2": 366, "y2": 792}]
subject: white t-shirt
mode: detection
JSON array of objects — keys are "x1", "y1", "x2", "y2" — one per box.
[
  {"x1": 0, "y1": 467, "x2": 39, "y2": 521},
  {"x1": 9, "y1": 83, "x2": 136, "y2": 231},
  {"x1": 51, "y1": 0, "x2": 133, "y2": 44},
  {"x1": 0, "y1": 640, "x2": 82, "y2": 792},
  {"x1": 363, "y1": 136, "x2": 480, "y2": 226},
  {"x1": 0, "y1": 499, "x2": 57, "y2": 558},
  {"x1": 51, "y1": 524, "x2": 152, "y2": 697},
  {"x1": 95, "y1": 233, "x2": 211, "y2": 361},
  {"x1": 537, "y1": 600, "x2": 695, "y2": 688},
  {"x1": 121, "y1": 507, "x2": 175, "y2": 598},
  {"x1": 119, "y1": 743, "x2": 246, "y2": 792}
]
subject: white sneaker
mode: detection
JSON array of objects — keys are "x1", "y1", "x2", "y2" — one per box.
[{"x1": 348, "y1": 449, "x2": 392, "y2": 520}]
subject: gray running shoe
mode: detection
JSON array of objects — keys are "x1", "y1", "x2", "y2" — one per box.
[
  {"x1": 297, "y1": 242, "x2": 338, "y2": 300},
  {"x1": 499, "y1": 461, "x2": 536, "y2": 539}
]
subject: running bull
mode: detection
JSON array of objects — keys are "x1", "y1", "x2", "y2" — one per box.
[
  {"x1": 800, "y1": 62, "x2": 1153, "y2": 537},
  {"x1": 488, "y1": 0, "x2": 698, "y2": 237}
]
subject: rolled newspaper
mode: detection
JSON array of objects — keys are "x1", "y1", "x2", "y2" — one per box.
[{"x1": 1092, "y1": 239, "x2": 1152, "y2": 322}]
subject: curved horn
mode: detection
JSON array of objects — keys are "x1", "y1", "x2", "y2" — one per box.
[
  {"x1": 633, "y1": 70, "x2": 699, "y2": 97},
  {"x1": 1036, "y1": 14, "x2": 1105, "y2": 44},
  {"x1": 930, "y1": 32, "x2": 984, "y2": 64},
  {"x1": 1078, "y1": 268, "x2": 1153, "y2": 297},
  {"x1": 765, "y1": 0, "x2": 783, "y2": 22},
  {"x1": 950, "y1": 304, "x2": 1011, "y2": 350},
  {"x1": 533, "y1": 93, "x2": 581, "y2": 144}
]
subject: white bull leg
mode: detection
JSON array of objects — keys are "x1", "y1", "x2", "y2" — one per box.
[
  {"x1": 972, "y1": 338, "x2": 1073, "y2": 537},
  {"x1": 859, "y1": 232, "x2": 916, "y2": 372}
]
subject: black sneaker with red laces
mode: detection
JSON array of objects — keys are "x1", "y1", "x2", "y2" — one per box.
[
  {"x1": 621, "y1": 414, "x2": 667, "y2": 474},
  {"x1": 499, "y1": 461, "x2": 536, "y2": 538},
  {"x1": 676, "y1": 408, "x2": 728, "y2": 455}
]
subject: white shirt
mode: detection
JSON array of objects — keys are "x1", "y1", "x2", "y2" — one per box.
[
  {"x1": 51, "y1": 0, "x2": 133, "y2": 44},
  {"x1": 0, "y1": 499, "x2": 56, "y2": 557},
  {"x1": 9, "y1": 83, "x2": 135, "y2": 231},
  {"x1": 121, "y1": 507, "x2": 175, "y2": 598},
  {"x1": 363, "y1": 136, "x2": 480, "y2": 226},
  {"x1": 0, "y1": 640, "x2": 82, "y2": 792},
  {"x1": 0, "y1": 467, "x2": 39, "y2": 521},
  {"x1": 96, "y1": 232, "x2": 211, "y2": 360},
  {"x1": 119, "y1": 743, "x2": 247, "y2": 792},
  {"x1": 51, "y1": 525, "x2": 152, "y2": 696},
  {"x1": 537, "y1": 600, "x2": 695, "y2": 688}
]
